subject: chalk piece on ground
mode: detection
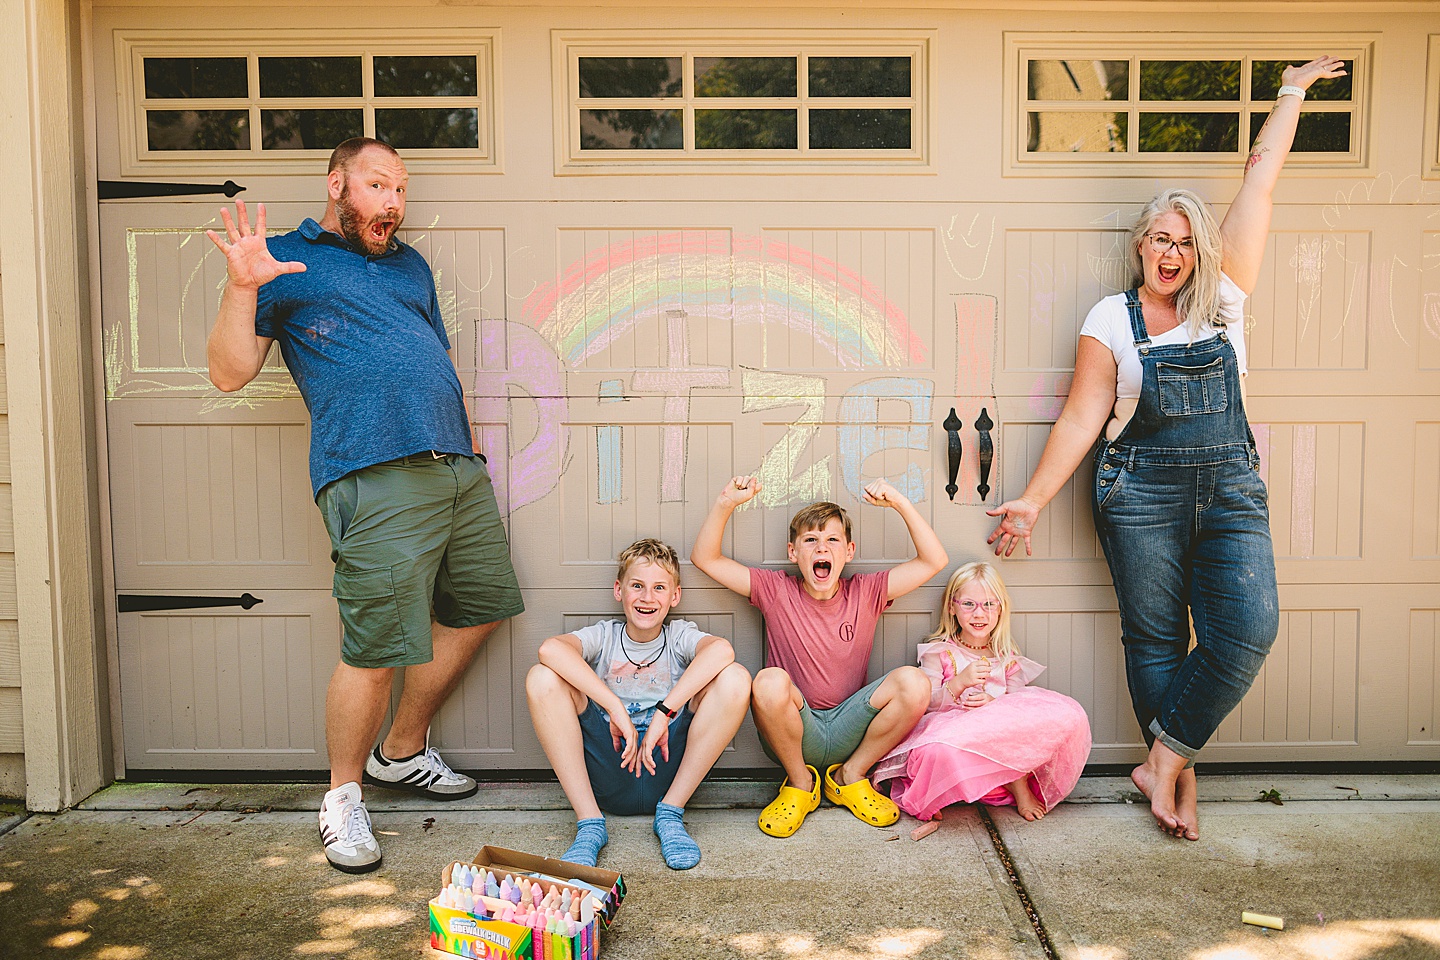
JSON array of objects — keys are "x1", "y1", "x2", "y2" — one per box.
[
  {"x1": 911, "y1": 821, "x2": 940, "y2": 841},
  {"x1": 1241, "y1": 911, "x2": 1284, "y2": 930}
]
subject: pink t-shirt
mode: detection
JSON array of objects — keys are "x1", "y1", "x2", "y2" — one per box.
[{"x1": 749, "y1": 567, "x2": 891, "y2": 710}]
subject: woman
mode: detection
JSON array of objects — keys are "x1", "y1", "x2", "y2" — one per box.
[{"x1": 986, "y1": 56, "x2": 1347, "y2": 840}]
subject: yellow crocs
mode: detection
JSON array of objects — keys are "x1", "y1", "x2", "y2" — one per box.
[
  {"x1": 823, "y1": 763, "x2": 899, "y2": 827},
  {"x1": 758, "y1": 765, "x2": 821, "y2": 838}
]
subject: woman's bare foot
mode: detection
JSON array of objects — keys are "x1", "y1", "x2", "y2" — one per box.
[
  {"x1": 1008, "y1": 775, "x2": 1046, "y2": 821},
  {"x1": 1131, "y1": 742, "x2": 1189, "y2": 837},
  {"x1": 1175, "y1": 767, "x2": 1199, "y2": 841}
]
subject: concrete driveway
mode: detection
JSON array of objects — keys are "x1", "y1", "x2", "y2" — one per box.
[{"x1": 1, "y1": 775, "x2": 1437, "y2": 960}]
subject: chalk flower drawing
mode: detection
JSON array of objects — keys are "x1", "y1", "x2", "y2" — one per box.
[{"x1": 1289, "y1": 237, "x2": 1330, "y2": 287}]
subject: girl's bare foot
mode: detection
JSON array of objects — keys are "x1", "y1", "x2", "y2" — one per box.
[
  {"x1": 1175, "y1": 767, "x2": 1199, "y2": 841},
  {"x1": 1131, "y1": 742, "x2": 1189, "y2": 837},
  {"x1": 1008, "y1": 775, "x2": 1046, "y2": 821}
]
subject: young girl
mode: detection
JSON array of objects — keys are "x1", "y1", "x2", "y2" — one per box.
[{"x1": 871, "y1": 562, "x2": 1091, "y2": 821}]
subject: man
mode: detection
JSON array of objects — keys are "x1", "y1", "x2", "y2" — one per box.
[{"x1": 206, "y1": 137, "x2": 524, "y2": 873}]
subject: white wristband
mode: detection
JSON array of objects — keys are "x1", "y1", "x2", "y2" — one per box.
[{"x1": 1277, "y1": 85, "x2": 1306, "y2": 101}]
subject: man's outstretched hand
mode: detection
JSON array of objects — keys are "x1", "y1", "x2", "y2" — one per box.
[{"x1": 206, "y1": 200, "x2": 305, "y2": 289}]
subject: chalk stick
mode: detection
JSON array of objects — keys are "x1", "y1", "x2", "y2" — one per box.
[
  {"x1": 911, "y1": 821, "x2": 940, "y2": 841},
  {"x1": 1241, "y1": 911, "x2": 1284, "y2": 930}
]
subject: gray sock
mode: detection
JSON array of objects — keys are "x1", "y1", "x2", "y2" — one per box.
[
  {"x1": 653, "y1": 802, "x2": 700, "y2": 870},
  {"x1": 562, "y1": 817, "x2": 608, "y2": 867}
]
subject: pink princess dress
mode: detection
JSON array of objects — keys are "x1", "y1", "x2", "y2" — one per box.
[{"x1": 871, "y1": 642, "x2": 1092, "y2": 820}]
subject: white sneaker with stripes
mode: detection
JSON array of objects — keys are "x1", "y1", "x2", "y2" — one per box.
[
  {"x1": 363, "y1": 745, "x2": 478, "y2": 800},
  {"x1": 318, "y1": 782, "x2": 382, "y2": 873}
]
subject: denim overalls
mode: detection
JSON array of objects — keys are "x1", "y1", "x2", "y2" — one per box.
[{"x1": 1092, "y1": 289, "x2": 1280, "y2": 763}]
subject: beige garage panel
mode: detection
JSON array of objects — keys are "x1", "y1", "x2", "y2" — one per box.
[{"x1": 91, "y1": 4, "x2": 1439, "y2": 775}]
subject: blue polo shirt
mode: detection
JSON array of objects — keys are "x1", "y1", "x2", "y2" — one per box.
[{"x1": 254, "y1": 218, "x2": 472, "y2": 495}]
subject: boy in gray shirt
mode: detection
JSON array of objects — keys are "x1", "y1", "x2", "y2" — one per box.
[{"x1": 526, "y1": 539, "x2": 750, "y2": 869}]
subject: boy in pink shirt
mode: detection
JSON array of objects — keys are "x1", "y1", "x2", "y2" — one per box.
[{"x1": 692, "y1": 477, "x2": 947, "y2": 837}]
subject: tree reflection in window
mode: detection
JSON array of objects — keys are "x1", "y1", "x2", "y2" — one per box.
[
  {"x1": 144, "y1": 58, "x2": 247, "y2": 99},
  {"x1": 147, "y1": 110, "x2": 250, "y2": 150},
  {"x1": 1140, "y1": 61, "x2": 1240, "y2": 101},
  {"x1": 809, "y1": 57, "x2": 910, "y2": 98},
  {"x1": 262, "y1": 110, "x2": 363, "y2": 150},
  {"x1": 377, "y1": 108, "x2": 479, "y2": 149},
  {"x1": 1023, "y1": 53, "x2": 1358, "y2": 158},
  {"x1": 1252, "y1": 60, "x2": 1352, "y2": 101},
  {"x1": 572, "y1": 50, "x2": 917, "y2": 155},
  {"x1": 696, "y1": 109, "x2": 797, "y2": 149},
  {"x1": 580, "y1": 58, "x2": 683, "y2": 99},
  {"x1": 1140, "y1": 113, "x2": 1238, "y2": 152},
  {"x1": 375, "y1": 56, "x2": 477, "y2": 97},
  {"x1": 139, "y1": 51, "x2": 489, "y2": 154},
  {"x1": 580, "y1": 109, "x2": 683, "y2": 149},
  {"x1": 811, "y1": 109, "x2": 910, "y2": 149},
  {"x1": 694, "y1": 58, "x2": 796, "y2": 98}
]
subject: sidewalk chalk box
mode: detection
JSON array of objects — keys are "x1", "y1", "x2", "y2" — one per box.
[{"x1": 428, "y1": 845, "x2": 625, "y2": 960}]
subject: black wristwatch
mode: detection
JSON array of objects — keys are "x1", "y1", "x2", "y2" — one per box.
[{"x1": 655, "y1": 701, "x2": 678, "y2": 719}]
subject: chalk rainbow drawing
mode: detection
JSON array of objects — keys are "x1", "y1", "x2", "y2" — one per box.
[
  {"x1": 510, "y1": 231, "x2": 931, "y2": 507},
  {"x1": 522, "y1": 232, "x2": 928, "y2": 370}
]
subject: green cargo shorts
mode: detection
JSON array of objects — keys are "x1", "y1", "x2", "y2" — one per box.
[
  {"x1": 760, "y1": 674, "x2": 886, "y2": 772},
  {"x1": 317, "y1": 451, "x2": 525, "y2": 668}
]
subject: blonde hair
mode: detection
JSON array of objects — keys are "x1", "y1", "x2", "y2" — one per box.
[
  {"x1": 927, "y1": 561, "x2": 1018, "y2": 658},
  {"x1": 788, "y1": 502, "x2": 852, "y2": 544},
  {"x1": 616, "y1": 538, "x2": 681, "y2": 584},
  {"x1": 1127, "y1": 188, "x2": 1227, "y2": 339}
]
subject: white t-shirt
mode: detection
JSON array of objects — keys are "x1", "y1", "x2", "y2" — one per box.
[
  {"x1": 1078, "y1": 273, "x2": 1249, "y2": 400},
  {"x1": 575, "y1": 618, "x2": 708, "y2": 723}
]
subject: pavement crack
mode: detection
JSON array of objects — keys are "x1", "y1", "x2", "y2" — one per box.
[{"x1": 978, "y1": 806, "x2": 1057, "y2": 960}]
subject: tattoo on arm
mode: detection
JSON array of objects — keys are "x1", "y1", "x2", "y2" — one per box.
[{"x1": 1246, "y1": 145, "x2": 1269, "y2": 172}]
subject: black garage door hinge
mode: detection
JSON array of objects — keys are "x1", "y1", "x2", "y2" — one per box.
[
  {"x1": 98, "y1": 179, "x2": 246, "y2": 200},
  {"x1": 117, "y1": 593, "x2": 264, "y2": 613}
]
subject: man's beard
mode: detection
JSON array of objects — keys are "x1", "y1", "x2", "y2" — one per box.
[{"x1": 336, "y1": 187, "x2": 401, "y2": 255}]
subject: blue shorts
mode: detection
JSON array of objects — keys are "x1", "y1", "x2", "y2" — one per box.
[
  {"x1": 579, "y1": 701, "x2": 693, "y2": 816},
  {"x1": 760, "y1": 674, "x2": 886, "y2": 772}
]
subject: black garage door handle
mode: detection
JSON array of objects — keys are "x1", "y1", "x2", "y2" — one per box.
[{"x1": 117, "y1": 593, "x2": 264, "y2": 613}]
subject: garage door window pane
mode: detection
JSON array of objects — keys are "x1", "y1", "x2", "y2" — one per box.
[
  {"x1": 374, "y1": 56, "x2": 478, "y2": 97},
  {"x1": 1251, "y1": 60, "x2": 1353, "y2": 101},
  {"x1": 808, "y1": 57, "x2": 910, "y2": 97},
  {"x1": 262, "y1": 109, "x2": 364, "y2": 149},
  {"x1": 581, "y1": 109, "x2": 682, "y2": 149},
  {"x1": 1140, "y1": 61, "x2": 1241, "y2": 101},
  {"x1": 694, "y1": 58, "x2": 797, "y2": 97},
  {"x1": 146, "y1": 110, "x2": 250, "y2": 150},
  {"x1": 1027, "y1": 60, "x2": 1127, "y2": 102},
  {"x1": 143, "y1": 58, "x2": 247, "y2": 99},
  {"x1": 1249, "y1": 111, "x2": 1351, "y2": 152},
  {"x1": 579, "y1": 58, "x2": 683, "y2": 99},
  {"x1": 258, "y1": 57, "x2": 362, "y2": 98},
  {"x1": 376, "y1": 108, "x2": 479, "y2": 149},
  {"x1": 1139, "y1": 112, "x2": 1238, "y2": 151},
  {"x1": 1027, "y1": 111, "x2": 1127, "y2": 152},
  {"x1": 696, "y1": 109, "x2": 797, "y2": 148},
  {"x1": 810, "y1": 109, "x2": 910, "y2": 149}
]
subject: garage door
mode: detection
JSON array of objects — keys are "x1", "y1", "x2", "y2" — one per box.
[{"x1": 94, "y1": 10, "x2": 1439, "y2": 774}]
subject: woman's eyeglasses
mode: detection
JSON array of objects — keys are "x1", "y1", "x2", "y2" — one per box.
[{"x1": 1145, "y1": 233, "x2": 1196, "y2": 258}]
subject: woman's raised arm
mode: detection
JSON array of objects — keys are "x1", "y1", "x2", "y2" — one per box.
[{"x1": 1220, "y1": 56, "x2": 1347, "y2": 293}]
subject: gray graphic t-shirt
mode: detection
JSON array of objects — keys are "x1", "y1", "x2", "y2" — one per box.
[{"x1": 575, "y1": 619, "x2": 707, "y2": 727}]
